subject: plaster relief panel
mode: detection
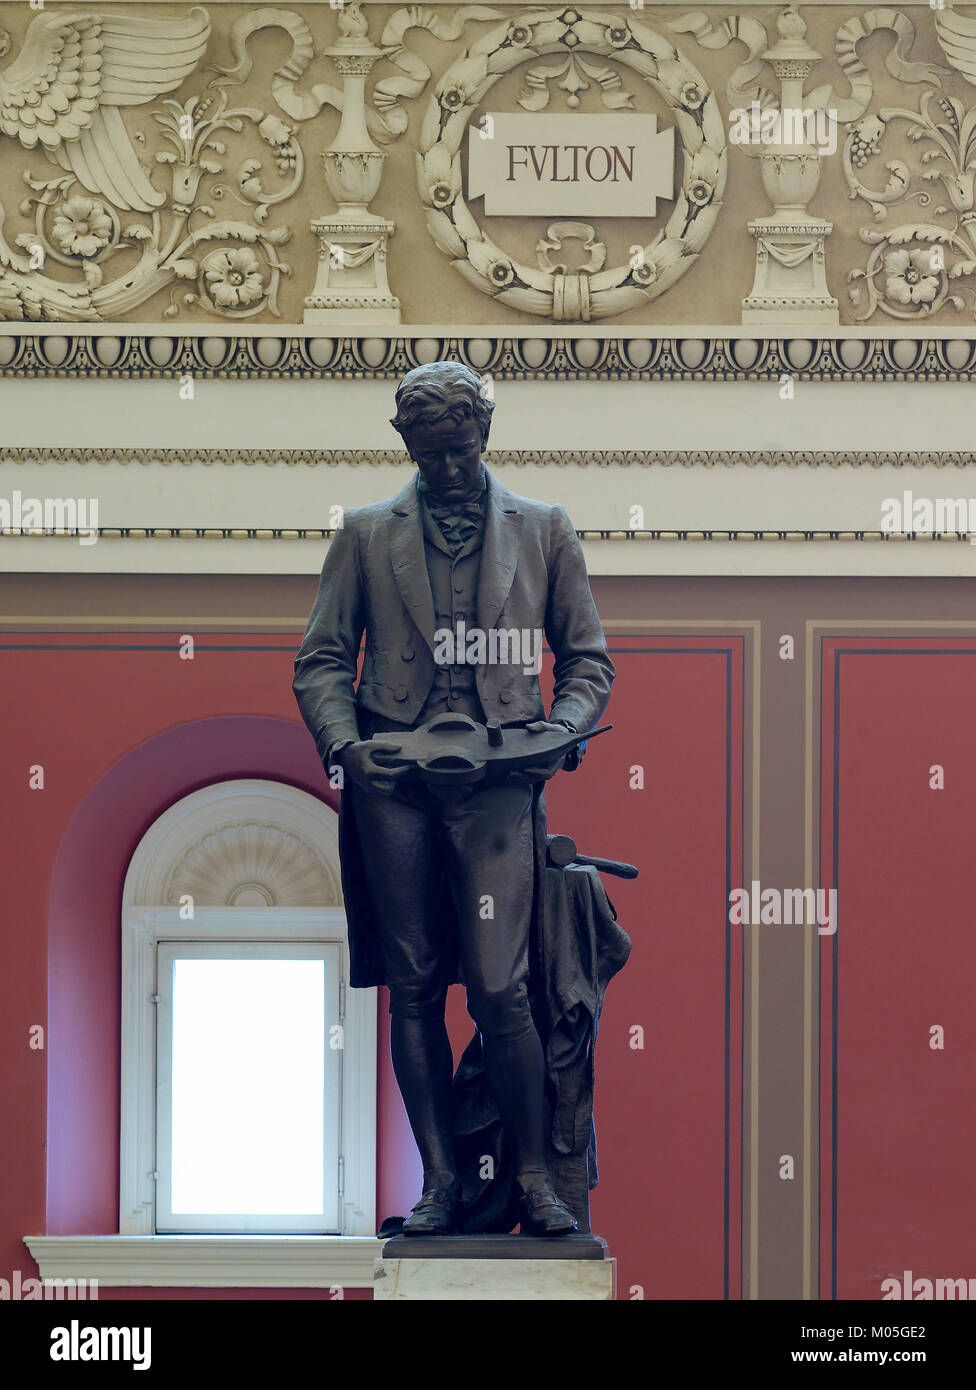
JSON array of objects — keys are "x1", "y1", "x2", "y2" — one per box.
[{"x1": 0, "y1": 1, "x2": 974, "y2": 336}]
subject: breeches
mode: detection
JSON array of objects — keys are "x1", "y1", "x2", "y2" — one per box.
[{"x1": 347, "y1": 776, "x2": 536, "y2": 1039}]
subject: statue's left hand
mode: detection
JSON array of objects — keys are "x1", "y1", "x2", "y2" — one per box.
[{"x1": 516, "y1": 721, "x2": 572, "y2": 782}]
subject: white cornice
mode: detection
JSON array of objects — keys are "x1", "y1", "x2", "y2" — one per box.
[{"x1": 23, "y1": 1236, "x2": 383, "y2": 1289}]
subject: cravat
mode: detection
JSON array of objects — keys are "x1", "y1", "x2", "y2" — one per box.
[
  {"x1": 418, "y1": 470, "x2": 488, "y2": 553},
  {"x1": 423, "y1": 496, "x2": 485, "y2": 553}
]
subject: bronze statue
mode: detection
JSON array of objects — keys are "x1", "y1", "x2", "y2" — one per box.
[{"x1": 294, "y1": 361, "x2": 623, "y2": 1238}]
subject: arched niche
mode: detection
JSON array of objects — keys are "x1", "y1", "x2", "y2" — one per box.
[{"x1": 44, "y1": 715, "x2": 343, "y2": 1236}]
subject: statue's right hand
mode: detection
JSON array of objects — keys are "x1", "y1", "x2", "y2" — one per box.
[{"x1": 337, "y1": 738, "x2": 410, "y2": 797}]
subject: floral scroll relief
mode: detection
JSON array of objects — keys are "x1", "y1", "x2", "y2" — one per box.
[
  {"x1": 712, "y1": 2, "x2": 976, "y2": 324},
  {"x1": 840, "y1": 9, "x2": 976, "y2": 323},
  {"x1": 417, "y1": 7, "x2": 726, "y2": 323},
  {"x1": 673, "y1": 6, "x2": 950, "y2": 323},
  {"x1": 847, "y1": 92, "x2": 976, "y2": 322},
  {"x1": 843, "y1": 0, "x2": 976, "y2": 326},
  {"x1": 0, "y1": 7, "x2": 308, "y2": 322}
]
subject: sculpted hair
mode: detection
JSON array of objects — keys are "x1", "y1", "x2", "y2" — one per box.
[{"x1": 390, "y1": 361, "x2": 495, "y2": 447}]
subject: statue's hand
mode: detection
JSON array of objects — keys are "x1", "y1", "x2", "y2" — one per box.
[
  {"x1": 337, "y1": 737, "x2": 410, "y2": 797},
  {"x1": 516, "y1": 721, "x2": 571, "y2": 782}
]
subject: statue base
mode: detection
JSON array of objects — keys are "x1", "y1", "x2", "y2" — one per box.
[
  {"x1": 375, "y1": 1236, "x2": 614, "y2": 1300},
  {"x1": 382, "y1": 1233, "x2": 607, "y2": 1259}
]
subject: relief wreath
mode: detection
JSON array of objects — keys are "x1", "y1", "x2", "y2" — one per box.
[{"x1": 416, "y1": 6, "x2": 727, "y2": 321}]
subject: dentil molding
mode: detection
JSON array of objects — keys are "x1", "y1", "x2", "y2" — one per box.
[
  {"x1": 3, "y1": 446, "x2": 976, "y2": 469},
  {"x1": 0, "y1": 333, "x2": 974, "y2": 379}
]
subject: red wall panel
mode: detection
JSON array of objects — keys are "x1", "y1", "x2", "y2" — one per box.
[
  {"x1": 820, "y1": 638, "x2": 976, "y2": 1299},
  {"x1": 567, "y1": 639, "x2": 743, "y2": 1299},
  {"x1": 0, "y1": 632, "x2": 743, "y2": 1298}
]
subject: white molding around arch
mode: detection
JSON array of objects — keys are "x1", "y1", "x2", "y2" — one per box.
[
  {"x1": 119, "y1": 777, "x2": 377, "y2": 1278},
  {"x1": 122, "y1": 778, "x2": 342, "y2": 908}
]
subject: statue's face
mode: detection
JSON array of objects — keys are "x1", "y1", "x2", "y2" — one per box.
[{"x1": 406, "y1": 413, "x2": 484, "y2": 503}]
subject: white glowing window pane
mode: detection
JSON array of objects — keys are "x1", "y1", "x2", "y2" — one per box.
[{"x1": 170, "y1": 959, "x2": 325, "y2": 1215}]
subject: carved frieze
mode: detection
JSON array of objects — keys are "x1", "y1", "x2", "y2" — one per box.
[{"x1": 0, "y1": 1, "x2": 974, "y2": 361}]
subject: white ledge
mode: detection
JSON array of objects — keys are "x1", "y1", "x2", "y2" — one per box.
[{"x1": 23, "y1": 1235, "x2": 383, "y2": 1289}]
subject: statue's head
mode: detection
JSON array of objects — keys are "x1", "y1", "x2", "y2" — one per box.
[{"x1": 390, "y1": 361, "x2": 495, "y2": 503}]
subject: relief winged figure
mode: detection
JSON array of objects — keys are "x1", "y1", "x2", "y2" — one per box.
[{"x1": 0, "y1": 6, "x2": 211, "y2": 211}]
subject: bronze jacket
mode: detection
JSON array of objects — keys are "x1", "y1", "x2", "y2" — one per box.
[{"x1": 293, "y1": 470, "x2": 615, "y2": 761}]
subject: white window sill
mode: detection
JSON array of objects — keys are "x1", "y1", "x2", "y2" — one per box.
[{"x1": 23, "y1": 1235, "x2": 384, "y2": 1289}]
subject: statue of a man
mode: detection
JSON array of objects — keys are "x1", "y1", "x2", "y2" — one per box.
[{"x1": 294, "y1": 362, "x2": 614, "y2": 1236}]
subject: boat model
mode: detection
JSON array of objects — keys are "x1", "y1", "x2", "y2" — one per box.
[{"x1": 367, "y1": 712, "x2": 612, "y2": 786}]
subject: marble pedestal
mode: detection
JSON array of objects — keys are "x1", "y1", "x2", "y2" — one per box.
[{"x1": 374, "y1": 1234, "x2": 615, "y2": 1301}]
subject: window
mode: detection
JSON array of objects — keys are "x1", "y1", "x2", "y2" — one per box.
[
  {"x1": 119, "y1": 780, "x2": 376, "y2": 1239},
  {"x1": 155, "y1": 941, "x2": 342, "y2": 1233}
]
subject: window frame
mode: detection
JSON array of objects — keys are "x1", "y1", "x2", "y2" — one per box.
[
  {"x1": 155, "y1": 938, "x2": 343, "y2": 1234},
  {"x1": 121, "y1": 906, "x2": 376, "y2": 1239}
]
